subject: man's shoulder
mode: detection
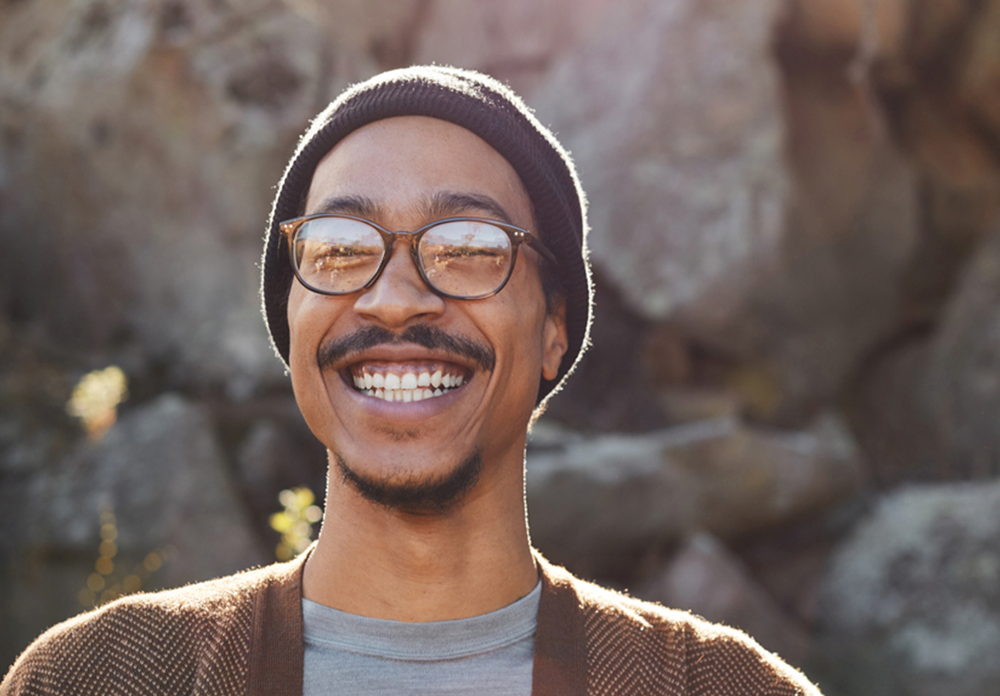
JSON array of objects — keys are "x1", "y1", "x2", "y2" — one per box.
[
  {"x1": 2, "y1": 560, "x2": 299, "y2": 696},
  {"x1": 541, "y1": 560, "x2": 822, "y2": 695}
]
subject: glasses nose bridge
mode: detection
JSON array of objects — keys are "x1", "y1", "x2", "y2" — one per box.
[{"x1": 372, "y1": 227, "x2": 427, "y2": 285}]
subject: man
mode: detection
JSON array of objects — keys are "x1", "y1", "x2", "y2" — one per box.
[{"x1": 2, "y1": 66, "x2": 821, "y2": 695}]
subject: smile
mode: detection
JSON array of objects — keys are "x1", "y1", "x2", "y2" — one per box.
[{"x1": 348, "y1": 361, "x2": 470, "y2": 402}]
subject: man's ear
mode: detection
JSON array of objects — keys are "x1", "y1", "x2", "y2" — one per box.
[{"x1": 541, "y1": 296, "x2": 569, "y2": 382}]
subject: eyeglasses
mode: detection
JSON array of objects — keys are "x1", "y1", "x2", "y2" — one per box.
[{"x1": 279, "y1": 214, "x2": 558, "y2": 300}]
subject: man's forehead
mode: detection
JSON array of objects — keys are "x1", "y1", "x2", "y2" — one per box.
[{"x1": 304, "y1": 116, "x2": 536, "y2": 229}]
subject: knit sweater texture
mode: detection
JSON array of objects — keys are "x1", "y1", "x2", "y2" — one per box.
[{"x1": 2, "y1": 552, "x2": 821, "y2": 695}]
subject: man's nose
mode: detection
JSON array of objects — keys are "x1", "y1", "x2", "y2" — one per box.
[{"x1": 353, "y1": 239, "x2": 446, "y2": 327}]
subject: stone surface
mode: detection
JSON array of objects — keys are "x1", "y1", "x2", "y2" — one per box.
[
  {"x1": 413, "y1": 0, "x2": 609, "y2": 97},
  {"x1": 0, "y1": 393, "x2": 267, "y2": 664},
  {"x1": 921, "y1": 222, "x2": 1000, "y2": 478},
  {"x1": 526, "y1": 414, "x2": 864, "y2": 579},
  {"x1": 814, "y1": 479, "x2": 1000, "y2": 696},
  {"x1": 756, "y1": 65, "x2": 919, "y2": 418},
  {"x1": 0, "y1": 0, "x2": 399, "y2": 399},
  {"x1": 533, "y1": 0, "x2": 922, "y2": 420},
  {"x1": 854, "y1": 222, "x2": 1000, "y2": 485},
  {"x1": 637, "y1": 533, "x2": 812, "y2": 668},
  {"x1": 782, "y1": 0, "x2": 909, "y2": 59},
  {"x1": 535, "y1": 0, "x2": 788, "y2": 327},
  {"x1": 959, "y1": 0, "x2": 1000, "y2": 148}
]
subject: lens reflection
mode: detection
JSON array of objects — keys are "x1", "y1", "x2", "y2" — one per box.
[
  {"x1": 420, "y1": 221, "x2": 511, "y2": 297},
  {"x1": 291, "y1": 217, "x2": 516, "y2": 298},
  {"x1": 295, "y1": 217, "x2": 384, "y2": 293}
]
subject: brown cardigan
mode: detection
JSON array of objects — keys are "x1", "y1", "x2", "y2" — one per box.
[{"x1": 2, "y1": 551, "x2": 820, "y2": 695}]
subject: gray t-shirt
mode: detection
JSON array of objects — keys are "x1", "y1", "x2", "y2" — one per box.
[{"x1": 302, "y1": 581, "x2": 541, "y2": 695}]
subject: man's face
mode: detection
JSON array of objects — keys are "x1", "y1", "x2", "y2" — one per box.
[{"x1": 287, "y1": 116, "x2": 567, "y2": 514}]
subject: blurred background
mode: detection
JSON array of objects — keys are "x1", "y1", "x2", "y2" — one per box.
[{"x1": 2, "y1": 0, "x2": 1000, "y2": 693}]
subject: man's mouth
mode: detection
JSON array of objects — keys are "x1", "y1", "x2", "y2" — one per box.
[{"x1": 348, "y1": 362, "x2": 471, "y2": 402}]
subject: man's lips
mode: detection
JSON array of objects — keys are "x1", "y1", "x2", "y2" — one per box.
[
  {"x1": 318, "y1": 324, "x2": 494, "y2": 406},
  {"x1": 347, "y1": 360, "x2": 470, "y2": 402}
]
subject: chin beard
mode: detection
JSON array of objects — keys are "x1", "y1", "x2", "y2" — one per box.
[{"x1": 333, "y1": 449, "x2": 484, "y2": 516}]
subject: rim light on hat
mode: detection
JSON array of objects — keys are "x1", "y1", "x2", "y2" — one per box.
[{"x1": 260, "y1": 65, "x2": 593, "y2": 406}]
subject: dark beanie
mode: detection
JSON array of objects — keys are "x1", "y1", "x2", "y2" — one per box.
[{"x1": 261, "y1": 65, "x2": 592, "y2": 404}]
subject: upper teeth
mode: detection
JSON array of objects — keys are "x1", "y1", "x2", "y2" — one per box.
[{"x1": 351, "y1": 368, "x2": 465, "y2": 401}]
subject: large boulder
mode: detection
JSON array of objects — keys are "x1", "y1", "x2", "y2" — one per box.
[
  {"x1": 853, "y1": 222, "x2": 1000, "y2": 484},
  {"x1": 413, "y1": 0, "x2": 609, "y2": 97},
  {"x1": 529, "y1": 0, "x2": 921, "y2": 420},
  {"x1": 813, "y1": 479, "x2": 1000, "y2": 696},
  {"x1": 0, "y1": 0, "x2": 418, "y2": 399},
  {"x1": 526, "y1": 414, "x2": 864, "y2": 579},
  {"x1": 637, "y1": 533, "x2": 813, "y2": 668},
  {"x1": 0, "y1": 393, "x2": 267, "y2": 666},
  {"x1": 534, "y1": 0, "x2": 789, "y2": 326},
  {"x1": 921, "y1": 222, "x2": 1000, "y2": 477}
]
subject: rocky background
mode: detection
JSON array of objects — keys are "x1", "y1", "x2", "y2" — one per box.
[{"x1": 2, "y1": 0, "x2": 1000, "y2": 693}]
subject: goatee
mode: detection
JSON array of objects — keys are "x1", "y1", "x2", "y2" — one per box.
[{"x1": 333, "y1": 449, "x2": 484, "y2": 516}]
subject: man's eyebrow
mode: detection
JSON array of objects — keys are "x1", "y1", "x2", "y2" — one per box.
[
  {"x1": 426, "y1": 192, "x2": 515, "y2": 225},
  {"x1": 308, "y1": 191, "x2": 516, "y2": 226},
  {"x1": 309, "y1": 195, "x2": 381, "y2": 218}
]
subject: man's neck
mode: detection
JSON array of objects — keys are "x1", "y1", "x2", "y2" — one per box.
[{"x1": 301, "y1": 457, "x2": 537, "y2": 622}]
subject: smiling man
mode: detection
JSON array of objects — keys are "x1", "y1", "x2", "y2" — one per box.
[{"x1": 2, "y1": 66, "x2": 821, "y2": 696}]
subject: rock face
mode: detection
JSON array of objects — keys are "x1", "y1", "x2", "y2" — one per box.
[
  {"x1": 922, "y1": 223, "x2": 1000, "y2": 478},
  {"x1": 637, "y1": 533, "x2": 812, "y2": 667},
  {"x1": 0, "y1": 394, "x2": 267, "y2": 662},
  {"x1": 4, "y1": 0, "x2": 1000, "y2": 688},
  {"x1": 0, "y1": 0, "x2": 384, "y2": 399},
  {"x1": 852, "y1": 222, "x2": 1000, "y2": 484},
  {"x1": 526, "y1": 415, "x2": 863, "y2": 579},
  {"x1": 534, "y1": 0, "x2": 789, "y2": 326},
  {"x1": 814, "y1": 480, "x2": 1000, "y2": 696}
]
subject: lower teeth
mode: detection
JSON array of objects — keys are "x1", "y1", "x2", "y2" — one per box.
[{"x1": 364, "y1": 387, "x2": 449, "y2": 402}]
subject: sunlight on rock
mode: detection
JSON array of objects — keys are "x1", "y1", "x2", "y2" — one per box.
[{"x1": 66, "y1": 366, "x2": 129, "y2": 440}]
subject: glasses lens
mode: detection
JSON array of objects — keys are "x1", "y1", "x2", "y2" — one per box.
[
  {"x1": 418, "y1": 220, "x2": 512, "y2": 297},
  {"x1": 293, "y1": 217, "x2": 384, "y2": 294}
]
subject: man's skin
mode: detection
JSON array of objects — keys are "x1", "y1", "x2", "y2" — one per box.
[{"x1": 290, "y1": 116, "x2": 569, "y2": 623}]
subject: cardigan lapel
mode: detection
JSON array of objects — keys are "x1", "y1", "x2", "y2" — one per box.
[
  {"x1": 247, "y1": 550, "x2": 311, "y2": 696},
  {"x1": 243, "y1": 548, "x2": 587, "y2": 695},
  {"x1": 531, "y1": 553, "x2": 588, "y2": 696}
]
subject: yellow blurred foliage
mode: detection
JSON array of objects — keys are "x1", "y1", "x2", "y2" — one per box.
[
  {"x1": 78, "y1": 505, "x2": 170, "y2": 610},
  {"x1": 66, "y1": 366, "x2": 129, "y2": 440},
  {"x1": 270, "y1": 487, "x2": 323, "y2": 561}
]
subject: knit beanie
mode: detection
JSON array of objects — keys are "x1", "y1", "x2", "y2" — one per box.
[{"x1": 261, "y1": 65, "x2": 592, "y2": 404}]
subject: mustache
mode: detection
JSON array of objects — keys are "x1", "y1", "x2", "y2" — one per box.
[{"x1": 317, "y1": 324, "x2": 496, "y2": 373}]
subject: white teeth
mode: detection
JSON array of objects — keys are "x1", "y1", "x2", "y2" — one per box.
[{"x1": 355, "y1": 368, "x2": 468, "y2": 401}]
